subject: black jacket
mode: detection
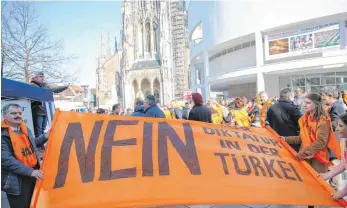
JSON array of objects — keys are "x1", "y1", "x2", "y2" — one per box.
[
  {"x1": 1, "y1": 126, "x2": 47, "y2": 195},
  {"x1": 267, "y1": 100, "x2": 302, "y2": 136},
  {"x1": 131, "y1": 105, "x2": 145, "y2": 117},
  {"x1": 144, "y1": 104, "x2": 166, "y2": 118},
  {"x1": 31, "y1": 81, "x2": 69, "y2": 116},
  {"x1": 267, "y1": 100, "x2": 302, "y2": 152},
  {"x1": 188, "y1": 104, "x2": 212, "y2": 123},
  {"x1": 328, "y1": 101, "x2": 346, "y2": 131}
]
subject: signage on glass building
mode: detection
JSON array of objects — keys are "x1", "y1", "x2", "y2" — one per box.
[{"x1": 264, "y1": 21, "x2": 343, "y2": 60}]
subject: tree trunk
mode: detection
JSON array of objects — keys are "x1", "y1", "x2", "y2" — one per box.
[
  {"x1": 25, "y1": 46, "x2": 30, "y2": 82},
  {"x1": 1, "y1": 49, "x2": 4, "y2": 77}
]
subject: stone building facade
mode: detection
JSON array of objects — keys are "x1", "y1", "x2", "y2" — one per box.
[
  {"x1": 120, "y1": 0, "x2": 175, "y2": 108},
  {"x1": 95, "y1": 31, "x2": 121, "y2": 109},
  {"x1": 170, "y1": 0, "x2": 189, "y2": 99}
]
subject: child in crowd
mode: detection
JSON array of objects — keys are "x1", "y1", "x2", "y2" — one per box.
[{"x1": 319, "y1": 114, "x2": 347, "y2": 200}]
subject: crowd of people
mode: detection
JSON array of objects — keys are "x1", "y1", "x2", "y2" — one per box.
[
  {"x1": 97, "y1": 86, "x2": 347, "y2": 207},
  {"x1": 2, "y1": 71, "x2": 347, "y2": 208}
]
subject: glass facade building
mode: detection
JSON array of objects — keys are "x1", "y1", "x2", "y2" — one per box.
[{"x1": 279, "y1": 71, "x2": 347, "y2": 93}]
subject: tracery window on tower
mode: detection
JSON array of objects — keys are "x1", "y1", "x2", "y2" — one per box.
[
  {"x1": 153, "y1": 23, "x2": 158, "y2": 52},
  {"x1": 145, "y1": 22, "x2": 151, "y2": 52},
  {"x1": 157, "y1": 1, "x2": 160, "y2": 12},
  {"x1": 137, "y1": 21, "x2": 143, "y2": 58}
]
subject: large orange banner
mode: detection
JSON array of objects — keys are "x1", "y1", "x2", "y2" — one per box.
[{"x1": 31, "y1": 110, "x2": 345, "y2": 207}]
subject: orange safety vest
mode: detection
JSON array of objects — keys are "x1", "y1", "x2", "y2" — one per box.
[
  {"x1": 260, "y1": 101, "x2": 273, "y2": 127},
  {"x1": 1, "y1": 121, "x2": 38, "y2": 167},
  {"x1": 299, "y1": 113, "x2": 341, "y2": 166}
]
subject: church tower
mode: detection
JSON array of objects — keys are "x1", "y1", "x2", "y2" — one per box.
[
  {"x1": 121, "y1": 0, "x2": 174, "y2": 108},
  {"x1": 96, "y1": 29, "x2": 122, "y2": 108}
]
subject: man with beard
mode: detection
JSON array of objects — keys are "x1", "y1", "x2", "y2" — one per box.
[{"x1": 1, "y1": 103, "x2": 49, "y2": 208}]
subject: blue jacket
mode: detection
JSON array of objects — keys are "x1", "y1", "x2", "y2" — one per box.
[
  {"x1": 144, "y1": 104, "x2": 165, "y2": 118},
  {"x1": 1, "y1": 126, "x2": 47, "y2": 195},
  {"x1": 132, "y1": 105, "x2": 145, "y2": 117}
]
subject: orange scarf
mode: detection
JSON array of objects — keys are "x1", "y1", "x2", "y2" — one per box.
[
  {"x1": 299, "y1": 114, "x2": 341, "y2": 166},
  {"x1": 260, "y1": 100, "x2": 273, "y2": 127},
  {"x1": 323, "y1": 105, "x2": 329, "y2": 114},
  {"x1": 343, "y1": 94, "x2": 347, "y2": 105},
  {"x1": 2, "y1": 121, "x2": 38, "y2": 167}
]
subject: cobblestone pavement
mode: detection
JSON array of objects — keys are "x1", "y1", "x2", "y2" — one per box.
[{"x1": 1, "y1": 192, "x2": 329, "y2": 208}]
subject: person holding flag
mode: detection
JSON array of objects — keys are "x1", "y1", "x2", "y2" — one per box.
[{"x1": 1, "y1": 103, "x2": 49, "y2": 208}]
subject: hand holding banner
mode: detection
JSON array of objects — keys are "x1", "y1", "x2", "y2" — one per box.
[{"x1": 31, "y1": 110, "x2": 346, "y2": 207}]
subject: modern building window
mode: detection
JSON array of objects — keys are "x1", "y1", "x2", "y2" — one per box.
[{"x1": 279, "y1": 71, "x2": 347, "y2": 93}]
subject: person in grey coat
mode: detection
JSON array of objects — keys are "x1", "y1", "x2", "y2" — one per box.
[
  {"x1": 144, "y1": 95, "x2": 165, "y2": 118},
  {"x1": 1, "y1": 103, "x2": 48, "y2": 208},
  {"x1": 321, "y1": 86, "x2": 346, "y2": 163},
  {"x1": 294, "y1": 87, "x2": 305, "y2": 114},
  {"x1": 321, "y1": 86, "x2": 346, "y2": 132}
]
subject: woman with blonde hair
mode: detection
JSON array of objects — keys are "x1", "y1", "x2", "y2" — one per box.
[{"x1": 230, "y1": 97, "x2": 250, "y2": 127}]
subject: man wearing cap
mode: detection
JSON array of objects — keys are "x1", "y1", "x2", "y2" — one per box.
[
  {"x1": 144, "y1": 94, "x2": 165, "y2": 118},
  {"x1": 30, "y1": 72, "x2": 69, "y2": 138}
]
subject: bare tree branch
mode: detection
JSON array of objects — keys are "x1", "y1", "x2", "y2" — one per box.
[{"x1": 1, "y1": 1, "x2": 77, "y2": 84}]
